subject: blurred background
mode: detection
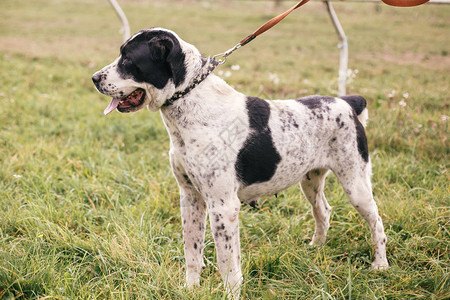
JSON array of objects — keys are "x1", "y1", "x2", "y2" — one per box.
[{"x1": 0, "y1": 0, "x2": 448, "y2": 299}]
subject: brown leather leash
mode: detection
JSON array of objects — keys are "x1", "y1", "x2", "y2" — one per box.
[
  {"x1": 164, "y1": 1, "x2": 310, "y2": 107},
  {"x1": 213, "y1": 0, "x2": 311, "y2": 64},
  {"x1": 211, "y1": 0, "x2": 429, "y2": 64}
]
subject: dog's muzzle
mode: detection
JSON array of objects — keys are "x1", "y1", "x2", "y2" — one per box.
[
  {"x1": 104, "y1": 88, "x2": 146, "y2": 115},
  {"x1": 92, "y1": 74, "x2": 147, "y2": 115}
]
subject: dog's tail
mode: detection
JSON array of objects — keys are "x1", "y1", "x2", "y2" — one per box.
[{"x1": 339, "y1": 95, "x2": 369, "y2": 127}]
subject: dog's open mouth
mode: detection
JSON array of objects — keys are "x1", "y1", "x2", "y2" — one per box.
[{"x1": 104, "y1": 88, "x2": 146, "y2": 115}]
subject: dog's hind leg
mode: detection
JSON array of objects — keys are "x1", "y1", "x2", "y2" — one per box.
[
  {"x1": 300, "y1": 168, "x2": 332, "y2": 245},
  {"x1": 334, "y1": 161, "x2": 389, "y2": 270}
]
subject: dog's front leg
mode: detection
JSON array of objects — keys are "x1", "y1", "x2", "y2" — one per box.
[
  {"x1": 208, "y1": 197, "x2": 243, "y2": 298},
  {"x1": 180, "y1": 189, "x2": 207, "y2": 287}
]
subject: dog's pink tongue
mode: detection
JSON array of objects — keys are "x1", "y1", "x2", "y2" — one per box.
[{"x1": 104, "y1": 98, "x2": 120, "y2": 115}]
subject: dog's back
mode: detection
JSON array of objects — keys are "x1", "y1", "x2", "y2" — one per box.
[{"x1": 237, "y1": 95, "x2": 370, "y2": 201}]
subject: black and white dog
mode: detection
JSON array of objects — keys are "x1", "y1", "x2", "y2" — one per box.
[{"x1": 92, "y1": 28, "x2": 389, "y2": 297}]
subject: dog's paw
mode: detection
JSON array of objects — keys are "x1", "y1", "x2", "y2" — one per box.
[
  {"x1": 184, "y1": 276, "x2": 200, "y2": 289},
  {"x1": 371, "y1": 260, "x2": 389, "y2": 270},
  {"x1": 309, "y1": 235, "x2": 326, "y2": 246}
]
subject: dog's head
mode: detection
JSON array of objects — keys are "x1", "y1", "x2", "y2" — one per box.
[{"x1": 92, "y1": 28, "x2": 200, "y2": 113}]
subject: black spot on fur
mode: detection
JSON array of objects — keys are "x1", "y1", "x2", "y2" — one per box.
[
  {"x1": 182, "y1": 174, "x2": 192, "y2": 185},
  {"x1": 279, "y1": 110, "x2": 299, "y2": 131},
  {"x1": 336, "y1": 116, "x2": 345, "y2": 128},
  {"x1": 246, "y1": 96, "x2": 270, "y2": 130},
  {"x1": 117, "y1": 29, "x2": 186, "y2": 89},
  {"x1": 296, "y1": 95, "x2": 335, "y2": 109},
  {"x1": 340, "y1": 95, "x2": 367, "y2": 115},
  {"x1": 216, "y1": 223, "x2": 225, "y2": 231},
  {"x1": 194, "y1": 242, "x2": 197, "y2": 249},
  {"x1": 236, "y1": 97, "x2": 281, "y2": 186},
  {"x1": 351, "y1": 111, "x2": 369, "y2": 162}
]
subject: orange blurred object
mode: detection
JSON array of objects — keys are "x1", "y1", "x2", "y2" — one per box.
[{"x1": 381, "y1": 0, "x2": 429, "y2": 7}]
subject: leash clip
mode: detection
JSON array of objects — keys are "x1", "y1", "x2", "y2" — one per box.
[{"x1": 213, "y1": 43, "x2": 241, "y2": 65}]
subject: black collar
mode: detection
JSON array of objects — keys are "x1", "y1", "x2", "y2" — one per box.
[{"x1": 162, "y1": 57, "x2": 219, "y2": 107}]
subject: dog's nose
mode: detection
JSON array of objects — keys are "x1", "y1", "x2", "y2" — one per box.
[{"x1": 92, "y1": 73, "x2": 101, "y2": 86}]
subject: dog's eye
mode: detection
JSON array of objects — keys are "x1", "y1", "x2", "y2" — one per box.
[
  {"x1": 122, "y1": 57, "x2": 131, "y2": 65},
  {"x1": 117, "y1": 54, "x2": 143, "y2": 80}
]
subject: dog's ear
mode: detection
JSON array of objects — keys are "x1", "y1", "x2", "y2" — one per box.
[
  {"x1": 148, "y1": 37, "x2": 170, "y2": 61},
  {"x1": 148, "y1": 35, "x2": 186, "y2": 87}
]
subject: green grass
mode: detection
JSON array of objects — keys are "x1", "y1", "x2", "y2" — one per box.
[{"x1": 0, "y1": 0, "x2": 448, "y2": 298}]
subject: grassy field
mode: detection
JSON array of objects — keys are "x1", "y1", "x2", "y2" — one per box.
[{"x1": 0, "y1": 0, "x2": 448, "y2": 298}]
